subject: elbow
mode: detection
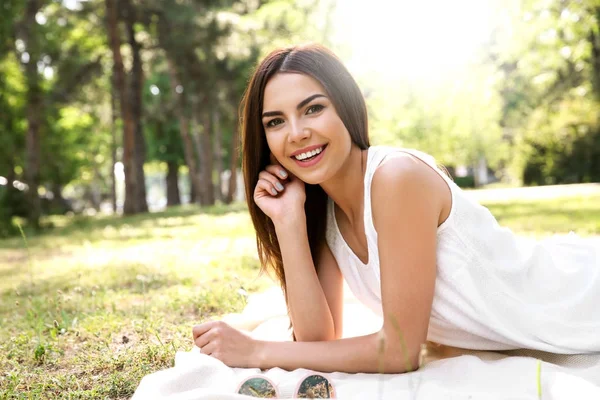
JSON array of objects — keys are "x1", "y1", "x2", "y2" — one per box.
[
  {"x1": 376, "y1": 330, "x2": 425, "y2": 374},
  {"x1": 385, "y1": 349, "x2": 421, "y2": 374},
  {"x1": 291, "y1": 318, "x2": 339, "y2": 342}
]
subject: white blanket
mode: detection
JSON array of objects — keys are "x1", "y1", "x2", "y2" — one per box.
[{"x1": 133, "y1": 286, "x2": 600, "y2": 399}]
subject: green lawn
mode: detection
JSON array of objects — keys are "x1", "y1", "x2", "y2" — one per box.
[
  {"x1": 485, "y1": 194, "x2": 600, "y2": 237},
  {"x1": 1, "y1": 193, "x2": 599, "y2": 398}
]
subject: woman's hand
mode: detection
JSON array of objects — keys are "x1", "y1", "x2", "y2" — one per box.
[
  {"x1": 253, "y1": 155, "x2": 306, "y2": 225},
  {"x1": 192, "y1": 321, "x2": 263, "y2": 368}
]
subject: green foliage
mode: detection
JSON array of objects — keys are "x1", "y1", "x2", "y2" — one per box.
[
  {"x1": 0, "y1": 0, "x2": 110, "y2": 228},
  {"x1": 368, "y1": 63, "x2": 506, "y2": 170},
  {"x1": 144, "y1": 70, "x2": 185, "y2": 165},
  {"x1": 33, "y1": 343, "x2": 48, "y2": 364},
  {"x1": 454, "y1": 176, "x2": 476, "y2": 188},
  {"x1": 1, "y1": 0, "x2": 597, "y2": 230},
  {"x1": 0, "y1": 53, "x2": 26, "y2": 171},
  {"x1": 521, "y1": 127, "x2": 600, "y2": 186},
  {"x1": 491, "y1": 0, "x2": 600, "y2": 184},
  {"x1": 0, "y1": 52, "x2": 26, "y2": 234}
]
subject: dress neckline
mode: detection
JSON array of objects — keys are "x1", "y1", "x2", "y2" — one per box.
[{"x1": 330, "y1": 147, "x2": 372, "y2": 267}]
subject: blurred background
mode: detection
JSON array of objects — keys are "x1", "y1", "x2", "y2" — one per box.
[
  {"x1": 1, "y1": 0, "x2": 599, "y2": 235},
  {"x1": 1, "y1": 2, "x2": 599, "y2": 396}
]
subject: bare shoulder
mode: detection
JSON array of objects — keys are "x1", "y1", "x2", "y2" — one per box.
[
  {"x1": 371, "y1": 152, "x2": 449, "y2": 224},
  {"x1": 371, "y1": 152, "x2": 447, "y2": 197}
]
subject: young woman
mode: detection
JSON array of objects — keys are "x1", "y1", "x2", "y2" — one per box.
[{"x1": 192, "y1": 44, "x2": 600, "y2": 374}]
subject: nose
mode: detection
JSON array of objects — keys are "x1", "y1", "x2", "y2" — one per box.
[{"x1": 287, "y1": 121, "x2": 311, "y2": 143}]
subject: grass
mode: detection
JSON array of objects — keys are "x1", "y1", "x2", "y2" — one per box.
[
  {"x1": 484, "y1": 193, "x2": 600, "y2": 237},
  {"x1": 1, "y1": 191, "x2": 599, "y2": 398},
  {"x1": 0, "y1": 203, "x2": 273, "y2": 399}
]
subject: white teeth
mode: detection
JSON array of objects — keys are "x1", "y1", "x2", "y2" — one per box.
[{"x1": 294, "y1": 146, "x2": 323, "y2": 161}]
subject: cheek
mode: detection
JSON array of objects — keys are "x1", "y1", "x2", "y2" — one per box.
[
  {"x1": 327, "y1": 119, "x2": 351, "y2": 146},
  {"x1": 321, "y1": 114, "x2": 348, "y2": 137},
  {"x1": 265, "y1": 134, "x2": 285, "y2": 159}
]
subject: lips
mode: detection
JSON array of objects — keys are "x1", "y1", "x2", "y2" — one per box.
[
  {"x1": 291, "y1": 144, "x2": 328, "y2": 168},
  {"x1": 290, "y1": 144, "x2": 327, "y2": 158},
  {"x1": 291, "y1": 145, "x2": 326, "y2": 161}
]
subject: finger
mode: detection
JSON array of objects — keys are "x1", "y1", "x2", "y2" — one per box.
[
  {"x1": 194, "y1": 330, "x2": 213, "y2": 349},
  {"x1": 259, "y1": 171, "x2": 285, "y2": 192},
  {"x1": 201, "y1": 341, "x2": 217, "y2": 356},
  {"x1": 192, "y1": 321, "x2": 216, "y2": 341},
  {"x1": 256, "y1": 178, "x2": 279, "y2": 196},
  {"x1": 265, "y1": 164, "x2": 288, "y2": 180}
]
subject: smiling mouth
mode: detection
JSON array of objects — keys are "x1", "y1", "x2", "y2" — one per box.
[{"x1": 292, "y1": 145, "x2": 327, "y2": 162}]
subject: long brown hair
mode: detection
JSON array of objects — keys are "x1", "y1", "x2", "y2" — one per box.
[{"x1": 240, "y1": 44, "x2": 370, "y2": 328}]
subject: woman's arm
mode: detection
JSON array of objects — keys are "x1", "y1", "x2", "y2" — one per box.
[
  {"x1": 194, "y1": 154, "x2": 444, "y2": 373},
  {"x1": 251, "y1": 162, "x2": 344, "y2": 342},
  {"x1": 252, "y1": 154, "x2": 444, "y2": 373},
  {"x1": 275, "y1": 216, "x2": 344, "y2": 342},
  {"x1": 315, "y1": 242, "x2": 344, "y2": 339}
]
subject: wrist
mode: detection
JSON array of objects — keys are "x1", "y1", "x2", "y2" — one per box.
[
  {"x1": 254, "y1": 340, "x2": 269, "y2": 369},
  {"x1": 273, "y1": 213, "x2": 306, "y2": 232}
]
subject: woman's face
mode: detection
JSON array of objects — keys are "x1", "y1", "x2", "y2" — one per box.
[{"x1": 261, "y1": 72, "x2": 352, "y2": 185}]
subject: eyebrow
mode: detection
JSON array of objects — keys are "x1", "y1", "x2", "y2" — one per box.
[{"x1": 262, "y1": 94, "x2": 327, "y2": 118}]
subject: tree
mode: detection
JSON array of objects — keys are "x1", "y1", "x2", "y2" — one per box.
[
  {"x1": 491, "y1": 0, "x2": 600, "y2": 184},
  {"x1": 123, "y1": 0, "x2": 149, "y2": 213},
  {"x1": 144, "y1": 68, "x2": 185, "y2": 207},
  {"x1": 4, "y1": 0, "x2": 105, "y2": 229},
  {"x1": 19, "y1": 0, "x2": 45, "y2": 229},
  {"x1": 105, "y1": 0, "x2": 149, "y2": 214}
]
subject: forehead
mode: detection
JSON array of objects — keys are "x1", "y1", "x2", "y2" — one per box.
[{"x1": 263, "y1": 72, "x2": 327, "y2": 111}]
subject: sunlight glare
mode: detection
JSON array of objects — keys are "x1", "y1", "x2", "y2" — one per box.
[
  {"x1": 333, "y1": 0, "x2": 497, "y2": 81},
  {"x1": 62, "y1": 0, "x2": 84, "y2": 11}
]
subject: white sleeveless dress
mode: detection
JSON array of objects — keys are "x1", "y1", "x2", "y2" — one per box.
[{"x1": 326, "y1": 145, "x2": 600, "y2": 354}]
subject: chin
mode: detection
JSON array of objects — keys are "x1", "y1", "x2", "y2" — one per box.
[{"x1": 295, "y1": 170, "x2": 330, "y2": 186}]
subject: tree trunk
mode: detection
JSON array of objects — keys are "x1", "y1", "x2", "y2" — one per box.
[
  {"x1": 90, "y1": 170, "x2": 102, "y2": 211},
  {"x1": 191, "y1": 102, "x2": 214, "y2": 206},
  {"x1": 190, "y1": 111, "x2": 205, "y2": 204},
  {"x1": 124, "y1": 0, "x2": 148, "y2": 213},
  {"x1": 590, "y1": 9, "x2": 600, "y2": 102},
  {"x1": 189, "y1": 173, "x2": 196, "y2": 204},
  {"x1": 202, "y1": 109, "x2": 215, "y2": 205},
  {"x1": 106, "y1": 0, "x2": 137, "y2": 215},
  {"x1": 134, "y1": 118, "x2": 148, "y2": 212},
  {"x1": 166, "y1": 160, "x2": 181, "y2": 206},
  {"x1": 212, "y1": 108, "x2": 223, "y2": 202},
  {"x1": 166, "y1": 59, "x2": 203, "y2": 204},
  {"x1": 225, "y1": 100, "x2": 240, "y2": 204},
  {"x1": 23, "y1": 0, "x2": 43, "y2": 229},
  {"x1": 110, "y1": 71, "x2": 118, "y2": 213}
]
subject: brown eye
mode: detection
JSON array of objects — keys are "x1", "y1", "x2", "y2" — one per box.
[
  {"x1": 306, "y1": 104, "x2": 324, "y2": 114},
  {"x1": 266, "y1": 118, "x2": 284, "y2": 128}
]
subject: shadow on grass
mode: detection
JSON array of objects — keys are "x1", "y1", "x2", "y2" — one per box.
[
  {"x1": 2, "y1": 251, "x2": 262, "y2": 299},
  {"x1": 57, "y1": 202, "x2": 249, "y2": 234},
  {"x1": 0, "y1": 202, "x2": 249, "y2": 249}
]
